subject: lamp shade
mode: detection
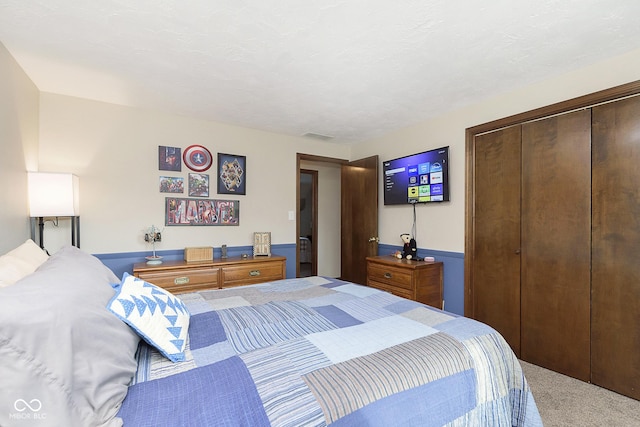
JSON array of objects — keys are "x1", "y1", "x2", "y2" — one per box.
[{"x1": 28, "y1": 172, "x2": 80, "y2": 217}]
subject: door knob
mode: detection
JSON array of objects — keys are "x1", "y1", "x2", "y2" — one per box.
[{"x1": 368, "y1": 237, "x2": 379, "y2": 243}]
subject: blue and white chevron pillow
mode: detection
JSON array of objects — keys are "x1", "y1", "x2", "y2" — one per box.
[{"x1": 108, "y1": 272, "x2": 190, "y2": 362}]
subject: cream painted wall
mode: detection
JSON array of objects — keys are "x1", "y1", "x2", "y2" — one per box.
[
  {"x1": 37, "y1": 93, "x2": 351, "y2": 254},
  {"x1": 6, "y1": 44, "x2": 640, "y2": 259},
  {"x1": 300, "y1": 160, "x2": 341, "y2": 277},
  {"x1": 0, "y1": 43, "x2": 39, "y2": 253},
  {"x1": 352, "y1": 47, "x2": 640, "y2": 254}
]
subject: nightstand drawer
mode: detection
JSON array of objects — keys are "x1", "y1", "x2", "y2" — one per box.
[
  {"x1": 366, "y1": 256, "x2": 443, "y2": 309},
  {"x1": 367, "y1": 279, "x2": 413, "y2": 300},
  {"x1": 367, "y1": 263, "x2": 413, "y2": 291},
  {"x1": 222, "y1": 260, "x2": 285, "y2": 287}
]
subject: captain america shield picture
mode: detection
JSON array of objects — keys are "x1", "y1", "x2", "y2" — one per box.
[{"x1": 183, "y1": 145, "x2": 213, "y2": 172}]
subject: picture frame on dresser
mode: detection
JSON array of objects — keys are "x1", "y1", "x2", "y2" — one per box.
[{"x1": 253, "y1": 232, "x2": 271, "y2": 257}]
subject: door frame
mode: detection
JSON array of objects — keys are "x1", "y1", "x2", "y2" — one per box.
[{"x1": 296, "y1": 154, "x2": 348, "y2": 278}]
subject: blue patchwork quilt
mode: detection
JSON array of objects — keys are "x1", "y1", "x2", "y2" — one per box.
[{"x1": 118, "y1": 277, "x2": 542, "y2": 426}]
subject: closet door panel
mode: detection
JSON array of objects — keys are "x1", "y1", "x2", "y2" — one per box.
[
  {"x1": 592, "y1": 96, "x2": 640, "y2": 400},
  {"x1": 472, "y1": 126, "x2": 522, "y2": 355},
  {"x1": 521, "y1": 110, "x2": 591, "y2": 381}
]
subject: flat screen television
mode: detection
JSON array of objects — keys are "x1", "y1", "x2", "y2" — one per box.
[{"x1": 383, "y1": 146, "x2": 450, "y2": 205}]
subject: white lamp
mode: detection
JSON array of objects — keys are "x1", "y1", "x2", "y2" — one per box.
[{"x1": 28, "y1": 172, "x2": 80, "y2": 250}]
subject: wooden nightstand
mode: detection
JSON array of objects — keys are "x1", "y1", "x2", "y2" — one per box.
[
  {"x1": 133, "y1": 255, "x2": 286, "y2": 294},
  {"x1": 366, "y1": 255, "x2": 443, "y2": 309}
]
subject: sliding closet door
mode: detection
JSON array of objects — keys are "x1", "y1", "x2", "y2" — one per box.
[
  {"x1": 592, "y1": 96, "x2": 640, "y2": 400},
  {"x1": 520, "y1": 110, "x2": 592, "y2": 381},
  {"x1": 472, "y1": 126, "x2": 522, "y2": 355}
]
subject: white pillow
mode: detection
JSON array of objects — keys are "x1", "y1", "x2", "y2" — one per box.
[
  {"x1": 108, "y1": 273, "x2": 190, "y2": 362},
  {"x1": 6, "y1": 239, "x2": 49, "y2": 269},
  {"x1": 0, "y1": 239, "x2": 49, "y2": 286},
  {"x1": 0, "y1": 256, "x2": 34, "y2": 287}
]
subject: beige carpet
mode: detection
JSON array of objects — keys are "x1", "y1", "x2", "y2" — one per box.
[{"x1": 520, "y1": 360, "x2": 640, "y2": 426}]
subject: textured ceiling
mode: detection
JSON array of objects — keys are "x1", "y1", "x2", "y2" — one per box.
[{"x1": 2, "y1": 1, "x2": 640, "y2": 144}]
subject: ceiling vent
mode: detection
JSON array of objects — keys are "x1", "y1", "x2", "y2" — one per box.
[{"x1": 303, "y1": 132, "x2": 334, "y2": 141}]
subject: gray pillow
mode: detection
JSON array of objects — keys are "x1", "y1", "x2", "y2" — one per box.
[{"x1": 0, "y1": 246, "x2": 140, "y2": 427}]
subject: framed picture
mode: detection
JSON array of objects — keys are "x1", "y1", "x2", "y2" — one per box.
[
  {"x1": 159, "y1": 176, "x2": 184, "y2": 193},
  {"x1": 253, "y1": 232, "x2": 271, "y2": 257},
  {"x1": 159, "y1": 146, "x2": 181, "y2": 171},
  {"x1": 218, "y1": 153, "x2": 246, "y2": 195},
  {"x1": 188, "y1": 173, "x2": 209, "y2": 197},
  {"x1": 165, "y1": 197, "x2": 239, "y2": 226}
]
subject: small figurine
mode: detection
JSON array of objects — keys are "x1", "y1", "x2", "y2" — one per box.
[{"x1": 400, "y1": 233, "x2": 418, "y2": 260}]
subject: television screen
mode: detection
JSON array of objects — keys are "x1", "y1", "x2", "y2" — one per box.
[{"x1": 383, "y1": 146, "x2": 450, "y2": 205}]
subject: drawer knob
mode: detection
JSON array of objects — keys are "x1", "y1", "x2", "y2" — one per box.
[
  {"x1": 384, "y1": 272, "x2": 392, "y2": 279},
  {"x1": 249, "y1": 270, "x2": 261, "y2": 277},
  {"x1": 174, "y1": 276, "x2": 190, "y2": 285}
]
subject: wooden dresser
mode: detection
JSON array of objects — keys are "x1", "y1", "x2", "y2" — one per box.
[
  {"x1": 133, "y1": 255, "x2": 286, "y2": 294},
  {"x1": 366, "y1": 255, "x2": 443, "y2": 309}
]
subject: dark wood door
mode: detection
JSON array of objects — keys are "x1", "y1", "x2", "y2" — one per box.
[
  {"x1": 520, "y1": 110, "x2": 592, "y2": 381},
  {"x1": 592, "y1": 96, "x2": 640, "y2": 399},
  {"x1": 341, "y1": 156, "x2": 378, "y2": 285},
  {"x1": 472, "y1": 126, "x2": 522, "y2": 355}
]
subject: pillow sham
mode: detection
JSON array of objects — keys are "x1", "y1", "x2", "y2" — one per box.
[
  {"x1": 0, "y1": 239, "x2": 49, "y2": 287},
  {"x1": 108, "y1": 273, "x2": 190, "y2": 362},
  {"x1": 6, "y1": 238, "x2": 49, "y2": 269},
  {"x1": 0, "y1": 246, "x2": 140, "y2": 427},
  {"x1": 0, "y1": 255, "x2": 34, "y2": 287}
]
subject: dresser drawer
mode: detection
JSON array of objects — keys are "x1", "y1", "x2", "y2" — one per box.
[
  {"x1": 222, "y1": 261, "x2": 284, "y2": 287},
  {"x1": 133, "y1": 255, "x2": 287, "y2": 293},
  {"x1": 367, "y1": 263, "x2": 413, "y2": 291},
  {"x1": 136, "y1": 267, "x2": 219, "y2": 293}
]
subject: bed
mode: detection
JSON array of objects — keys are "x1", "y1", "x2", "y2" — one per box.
[{"x1": 0, "y1": 244, "x2": 542, "y2": 427}]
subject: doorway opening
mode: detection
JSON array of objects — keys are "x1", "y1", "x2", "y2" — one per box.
[
  {"x1": 296, "y1": 154, "x2": 345, "y2": 279},
  {"x1": 296, "y1": 153, "x2": 378, "y2": 284},
  {"x1": 298, "y1": 169, "x2": 317, "y2": 278}
]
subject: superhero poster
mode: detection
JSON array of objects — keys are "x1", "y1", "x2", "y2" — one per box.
[{"x1": 165, "y1": 197, "x2": 239, "y2": 226}]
